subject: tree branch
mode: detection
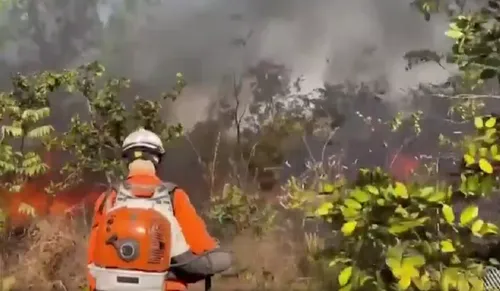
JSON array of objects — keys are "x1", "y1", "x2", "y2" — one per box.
[{"x1": 432, "y1": 93, "x2": 500, "y2": 99}]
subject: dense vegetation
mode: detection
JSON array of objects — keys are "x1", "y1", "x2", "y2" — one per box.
[{"x1": 3, "y1": 0, "x2": 500, "y2": 291}]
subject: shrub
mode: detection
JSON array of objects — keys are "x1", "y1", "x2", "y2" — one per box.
[
  {"x1": 280, "y1": 108, "x2": 500, "y2": 291},
  {"x1": 285, "y1": 165, "x2": 498, "y2": 290},
  {"x1": 207, "y1": 183, "x2": 277, "y2": 238}
]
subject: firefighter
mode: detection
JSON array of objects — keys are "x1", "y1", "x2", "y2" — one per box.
[{"x1": 87, "y1": 128, "x2": 232, "y2": 291}]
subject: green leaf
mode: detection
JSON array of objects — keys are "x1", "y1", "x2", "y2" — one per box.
[
  {"x1": 440, "y1": 240, "x2": 456, "y2": 253},
  {"x1": 449, "y1": 22, "x2": 460, "y2": 30},
  {"x1": 365, "y1": 185, "x2": 379, "y2": 195},
  {"x1": 321, "y1": 182, "x2": 334, "y2": 193},
  {"x1": 341, "y1": 221, "x2": 357, "y2": 236},
  {"x1": 442, "y1": 204, "x2": 455, "y2": 224},
  {"x1": 398, "y1": 260, "x2": 420, "y2": 289},
  {"x1": 467, "y1": 276, "x2": 483, "y2": 291},
  {"x1": 427, "y1": 191, "x2": 446, "y2": 202},
  {"x1": 395, "y1": 205, "x2": 409, "y2": 218},
  {"x1": 471, "y1": 219, "x2": 484, "y2": 235},
  {"x1": 394, "y1": 182, "x2": 408, "y2": 198},
  {"x1": 479, "y1": 158, "x2": 493, "y2": 174},
  {"x1": 351, "y1": 188, "x2": 370, "y2": 203},
  {"x1": 459, "y1": 205, "x2": 478, "y2": 226},
  {"x1": 441, "y1": 268, "x2": 457, "y2": 291},
  {"x1": 491, "y1": 145, "x2": 499, "y2": 156},
  {"x1": 445, "y1": 29, "x2": 464, "y2": 39},
  {"x1": 480, "y1": 222, "x2": 499, "y2": 235},
  {"x1": 2, "y1": 125, "x2": 23, "y2": 137},
  {"x1": 465, "y1": 175, "x2": 480, "y2": 192},
  {"x1": 457, "y1": 276, "x2": 469, "y2": 291},
  {"x1": 468, "y1": 143, "x2": 477, "y2": 156},
  {"x1": 388, "y1": 225, "x2": 409, "y2": 235},
  {"x1": 474, "y1": 117, "x2": 484, "y2": 129},
  {"x1": 386, "y1": 257, "x2": 401, "y2": 276},
  {"x1": 316, "y1": 202, "x2": 333, "y2": 216},
  {"x1": 338, "y1": 266, "x2": 353, "y2": 286},
  {"x1": 26, "y1": 125, "x2": 54, "y2": 138},
  {"x1": 463, "y1": 154, "x2": 475, "y2": 166},
  {"x1": 402, "y1": 254, "x2": 425, "y2": 268},
  {"x1": 413, "y1": 272, "x2": 432, "y2": 291},
  {"x1": 340, "y1": 206, "x2": 359, "y2": 219},
  {"x1": 485, "y1": 117, "x2": 497, "y2": 128},
  {"x1": 344, "y1": 199, "x2": 362, "y2": 210},
  {"x1": 398, "y1": 275, "x2": 412, "y2": 290},
  {"x1": 419, "y1": 186, "x2": 434, "y2": 197}
]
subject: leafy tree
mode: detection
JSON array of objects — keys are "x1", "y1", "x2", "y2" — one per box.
[
  {"x1": 0, "y1": 61, "x2": 185, "y2": 229},
  {"x1": 0, "y1": 71, "x2": 55, "y2": 192},
  {"x1": 56, "y1": 62, "x2": 185, "y2": 187},
  {"x1": 443, "y1": 2, "x2": 500, "y2": 89},
  {"x1": 213, "y1": 62, "x2": 315, "y2": 190},
  {"x1": 0, "y1": 70, "x2": 57, "y2": 231}
]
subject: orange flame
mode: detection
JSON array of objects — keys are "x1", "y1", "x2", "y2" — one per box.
[
  {"x1": 2, "y1": 151, "x2": 104, "y2": 227},
  {"x1": 389, "y1": 152, "x2": 419, "y2": 181}
]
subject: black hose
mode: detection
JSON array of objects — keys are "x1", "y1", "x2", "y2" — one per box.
[
  {"x1": 205, "y1": 276, "x2": 212, "y2": 291},
  {"x1": 168, "y1": 249, "x2": 219, "y2": 268}
]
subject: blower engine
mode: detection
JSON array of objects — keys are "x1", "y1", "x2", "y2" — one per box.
[{"x1": 88, "y1": 207, "x2": 172, "y2": 291}]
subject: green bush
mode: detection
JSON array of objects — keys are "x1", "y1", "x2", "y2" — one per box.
[
  {"x1": 286, "y1": 166, "x2": 497, "y2": 290},
  {"x1": 207, "y1": 183, "x2": 277, "y2": 238},
  {"x1": 280, "y1": 108, "x2": 500, "y2": 291}
]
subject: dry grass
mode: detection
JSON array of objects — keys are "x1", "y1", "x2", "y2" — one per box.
[
  {"x1": 1, "y1": 218, "x2": 314, "y2": 291},
  {"x1": 213, "y1": 230, "x2": 305, "y2": 291},
  {"x1": 1, "y1": 218, "x2": 88, "y2": 291}
]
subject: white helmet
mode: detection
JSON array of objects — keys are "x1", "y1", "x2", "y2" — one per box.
[{"x1": 122, "y1": 128, "x2": 165, "y2": 155}]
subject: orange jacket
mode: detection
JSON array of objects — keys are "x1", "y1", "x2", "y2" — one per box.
[{"x1": 87, "y1": 172, "x2": 217, "y2": 291}]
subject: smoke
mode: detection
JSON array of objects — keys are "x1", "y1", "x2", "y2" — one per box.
[
  {"x1": 0, "y1": 0, "x2": 477, "y2": 210},
  {"x1": 0, "y1": 0, "x2": 459, "y2": 170},
  {"x1": 0, "y1": 0, "x2": 456, "y2": 127},
  {"x1": 89, "y1": 0, "x2": 455, "y2": 128}
]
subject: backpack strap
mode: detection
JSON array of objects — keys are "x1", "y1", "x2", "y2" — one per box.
[
  {"x1": 162, "y1": 182, "x2": 178, "y2": 195},
  {"x1": 95, "y1": 181, "x2": 179, "y2": 215},
  {"x1": 96, "y1": 183, "x2": 121, "y2": 215},
  {"x1": 122, "y1": 181, "x2": 158, "y2": 194},
  {"x1": 160, "y1": 182, "x2": 178, "y2": 215}
]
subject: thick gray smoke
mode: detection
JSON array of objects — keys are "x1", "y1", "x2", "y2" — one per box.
[
  {"x1": 0, "y1": 0, "x2": 455, "y2": 128},
  {"x1": 92, "y1": 0, "x2": 455, "y2": 127},
  {"x1": 0, "y1": 0, "x2": 458, "y2": 184},
  {"x1": 0, "y1": 0, "x2": 479, "y2": 202}
]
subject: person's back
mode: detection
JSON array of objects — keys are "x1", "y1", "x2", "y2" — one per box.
[{"x1": 87, "y1": 129, "x2": 232, "y2": 291}]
